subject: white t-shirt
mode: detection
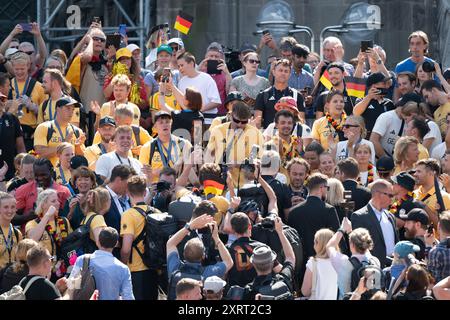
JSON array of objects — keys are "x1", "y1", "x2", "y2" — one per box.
[
  {"x1": 306, "y1": 257, "x2": 338, "y2": 300},
  {"x1": 371, "y1": 110, "x2": 404, "y2": 156},
  {"x1": 335, "y1": 139, "x2": 376, "y2": 164},
  {"x1": 423, "y1": 120, "x2": 442, "y2": 152},
  {"x1": 359, "y1": 168, "x2": 379, "y2": 187},
  {"x1": 263, "y1": 122, "x2": 312, "y2": 141},
  {"x1": 431, "y1": 142, "x2": 446, "y2": 161},
  {"x1": 95, "y1": 151, "x2": 143, "y2": 180},
  {"x1": 177, "y1": 72, "x2": 221, "y2": 124}
]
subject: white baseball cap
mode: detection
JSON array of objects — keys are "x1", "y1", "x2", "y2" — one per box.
[
  {"x1": 126, "y1": 44, "x2": 140, "y2": 53},
  {"x1": 167, "y1": 38, "x2": 184, "y2": 48},
  {"x1": 5, "y1": 48, "x2": 19, "y2": 58},
  {"x1": 203, "y1": 276, "x2": 226, "y2": 293}
]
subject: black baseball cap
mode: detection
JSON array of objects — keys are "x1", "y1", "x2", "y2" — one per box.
[
  {"x1": 70, "y1": 155, "x2": 89, "y2": 170},
  {"x1": 395, "y1": 92, "x2": 423, "y2": 107},
  {"x1": 224, "y1": 91, "x2": 244, "y2": 105},
  {"x1": 99, "y1": 116, "x2": 116, "y2": 127},
  {"x1": 376, "y1": 156, "x2": 395, "y2": 173},
  {"x1": 366, "y1": 72, "x2": 390, "y2": 88},
  {"x1": 399, "y1": 208, "x2": 429, "y2": 225},
  {"x1": 154, "y1": 111, "x2": 172, "y2": 122},
  {"x1": 391, "y1": 171, "x2": 416, "y2": 192},
  {"x1": 56, "y1": 96, "x2": 81, "y2": 108}
]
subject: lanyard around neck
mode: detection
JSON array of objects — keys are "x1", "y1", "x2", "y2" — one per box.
[
  {"x1": 115, "y1": 152, "x2": 131, "y2": 166},
  {"x1": 0, "y1": 224, "x2": 14, "y2": 261},
  {"x1": 53, "y1": 120, "x2": 69, "y2": 141},
  {"x1": 14, "y1": 77, "x2": 30, "y2": 97}
]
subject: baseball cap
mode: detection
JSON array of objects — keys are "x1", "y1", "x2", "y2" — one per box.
[
  {"x1": 126, "y1": 44, "x2": 140, "y2": 53},
  {"x1": 70, "y1": 155, "x2": 89, "y2": 170},
  {"x1": 399, "y1": 208, "x2": 429, "y2": 225},
  {"x1": 167, "y1": 38, "x2": 185, "y2": 48},
  {"x1": 99, "y1": 116, "x2": 116, "y2": 127},
  {"x1": 239, "y1": 42, "x2": 257, "y2": 54},
  {"x1": 56, "y1": 96, "x2": 81, "y2": 108},
  {"x1": 391, "y1": 171, "x2": 416, "y2": 192},
  {"x1": 116, "y1": 47, "x2": 132, "y2": 60},
  {"x1": 203, "y1": 276, "x2": 227, "y2": 293},
  {"x1": 376, "y1": 156, "x2": 394, "y2": 173},
  {"x1": 366, "y1": 72, "x2": 390, "y2": 88},
  {"x1": 154, "y1": 111, "x2": 172, "y2": 122},
  {"x1": 5, "y1": 47, "x2": 19, "y2": 59},
  {"x1": 274, "y1": 96, "x2": 299, "y2": 115},
  {"x1": 394, "y1": 240, "x2": 420, "y2": 259},
  {"x1": 207, "y1": 42, "x2": 223, "y2": 54},
  {"x1": 157, "y1": 44, "x2": 173, "y2": 55},
  {"x1": 250, "y1": 244, "x2": 277, "y2": 265},
  {"x1": 224, "y1": 91, "x2": 244, "y2": 106},
  {"x1": 395, "y1": 92, "x2": 424, "y2": 107}
]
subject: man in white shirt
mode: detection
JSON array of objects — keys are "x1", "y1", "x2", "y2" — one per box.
[
  {"x1": 95, "y1": 125, "x2": 142, "y2": 181},
  {"x1": 172, "y1": 52, "x2": 221, "y2": 125}
]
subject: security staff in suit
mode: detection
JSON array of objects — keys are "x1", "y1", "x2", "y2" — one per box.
[
  {"x1": 336, "y1": 158, "x2": 371, "y2": 211},
  {"x1": 351, "y1": 180, "x2": 399, "y2": 268},
  {"x1": 288, "y1": 173, "x2": 340, "y2": 268}
]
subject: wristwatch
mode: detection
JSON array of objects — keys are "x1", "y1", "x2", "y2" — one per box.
[
  {"x1": 184, "y1": 223, "x2": 193, "y2": 232},
  {"x1": 337, "y1": 228, "x2": 346, "y2": 235}
]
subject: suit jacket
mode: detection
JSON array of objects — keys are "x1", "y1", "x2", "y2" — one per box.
[
  {"x1": 343, "y1": 180, "x2": 371, "y2": 211},
  {"x1": 103, "y1": 195, "x2": 126, "y2": 233},
  {"x1": 287, "y1": 196, "x2": 340, "y2": 264},
  {"x1": 351, "y1": 204, "x2": 399, "y2": 268}
]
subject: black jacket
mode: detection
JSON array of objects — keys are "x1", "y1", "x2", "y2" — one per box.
[
  {"x1": 287, "y1": 196, "x2": 340, "y2": 265},
  {"x1": 351, "y1": 204, "x2": 399, "y2": 268},
  {"x1": 343, "y1": 180, "x2": 371, "y2": 211}
]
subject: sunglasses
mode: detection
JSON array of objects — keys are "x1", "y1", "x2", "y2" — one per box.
[
  {"x1": 342, "y1": 124, "x2": 359, "y2": 129},
  {"x1": 246, "y1": 59, "x2": 260, "y2": 64},
  {"x1": 170, "y1": 45, "x2": 180, "y2": 51},
  {"x1": 232, "y1": 116, "x2": 248, "y2": 124},
  {"x1": 92, "y1": 37, "x2": 106, "y2": 43}
]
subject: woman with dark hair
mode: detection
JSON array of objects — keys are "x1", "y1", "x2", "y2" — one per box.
[{"x1": 393, "y1": 264, "x2": 433, "y2": 300}]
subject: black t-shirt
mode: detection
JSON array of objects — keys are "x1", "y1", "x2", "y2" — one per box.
[
  {"x1": 0, "y1": 264, "x2": 28, "y2": 294},
  {"x1": 314, "y1": 89, "x2": 356, "y2": 117},
  {"x1": 171, "y1": 110, "x2": 204, "y2": 140},
  {"x1": 0, "y1": 112, "x2": 23, "y2": 180},
  {"x1": 227, "y1": 237, "x2": 266, "y2": 287},
  {"x1": 20, "y1": 275, "x2": 61, "y2": 300},
  {"x1": 255, "y1": 86, "x2": 305, "y2": 129},
  {"x1": 262, "y1": 175, "x2": 292, "y2": 222},
  {"x1": 355, "y1": 98, "x2": 395, "y2": 137}
]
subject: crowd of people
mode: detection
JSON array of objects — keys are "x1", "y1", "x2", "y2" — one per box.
[{"x1": 0, "y1": 19, "x2": 450, "y2": 301}]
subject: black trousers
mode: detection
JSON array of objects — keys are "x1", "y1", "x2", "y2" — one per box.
[
  {"x1": 131, "y1": 269, "x2": 158, "y2": 300},
  {"x1": 21, "y1": 124, "x2": 35, "y2": 152},
  {"x1": 80, "y1": 111, "x2": 96, "y2": 146}
]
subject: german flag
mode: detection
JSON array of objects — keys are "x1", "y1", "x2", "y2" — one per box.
[
  {"x1": 174, "y1": 11, "x2": 194, "y2": 35},
  {"x1": 203, "y1": 180, "x2": 225, "y2": 196},
  {"x1": 319, "y1": 70, "x2": 333, "y2": 90},
  {"x1": 345, "y1": 76, "x2": 366, "y2": 98}
]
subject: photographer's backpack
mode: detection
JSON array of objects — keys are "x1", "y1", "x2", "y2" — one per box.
[
  {"x1": 248, "y1": 274, "x2": 293, "y2": 300},
  {"x1": 132, "y1": 206, "x2": 178, "y2": 270},
  {"x1": 168, "y1": 262, "x2": 204, "y2": 300},
  {"x1": 349, "y1": 256, "x2": 385, "y2": 292},
  {"x1": 60, "y1": 214, "x2": 99, "y2": 267}
]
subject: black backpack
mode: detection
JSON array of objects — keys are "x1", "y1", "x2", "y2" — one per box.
[
  {"x1": 46, "y1": 121, "x2": 80, "y2": 143},
  {"x1": 168, "y1": 262, "x2": 204, "y2": 300},
  {"x1": 349, "y1": 256, "x2": 385, "y2": 292},
  {"x1": 247, "y1": 274, "x2": 293, "y2": 300},
  {"x1": 132, "y1": 206, "x2": 178, "y2": 270},
  {"x1": 237, "y1": 184, "x2": 269, "y2": 217},
  {"x1": 60, "y1": 214, "x2": 99, "y2": 267}
]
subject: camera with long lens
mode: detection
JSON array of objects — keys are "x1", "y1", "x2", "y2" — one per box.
[
  {"x1": 339, "y1": 190, "x2": 355, "y2": 216},
  {"x1": 240, "y1": 158, "x2": 255, "y2": 172},
  {"x1": 152, "y1": 180, "x2": 173, "y2": 212},
  {"x1": 422, "y1": 60, "x2": 436, "y2": 73}
]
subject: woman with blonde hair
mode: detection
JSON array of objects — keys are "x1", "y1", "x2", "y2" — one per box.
[
  {"x1": 334, "y1": 115, "x2": 375, "y2": 165},
  {"x1": 393, "y1": 136, "x2": 421, "y2": 175},
  {"x1": 55, "y1": 142, "x2": 74, "y2": 185},
  {"x1": 354, "y1": 144, "x2": 379, "y2": 187},
  {"x1": 25, "y1": 189, "x2": 72, "y2": 279},
  {"x1": 325, "y1": 178, "x2": 346, "y2": 222},
  {"x1": 79, "y1": 187, "x2": 110, "y2": 246},
  {"x1": 301, "y1": 228, "x2": 338, "y2": 300},
  {"x1": 0, "y1": 239, "x2": 38, "y2": 293}
]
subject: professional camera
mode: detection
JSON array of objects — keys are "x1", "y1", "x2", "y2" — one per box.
[
  {"x1": 260, "y1": 213, "x2": 277, "y2": 229},
  {"x1": 240, "y1": 158, "x2": 255, "y2": 172},
  {"x1": 152, "y1": 180, "x2": 173, "y2": 212},
  {"x1": 156, "y1": 180, "x2": 172, "y2": 193},
  {"x1": 339, "y1": 190, "x2": 355, "y2": 216}
]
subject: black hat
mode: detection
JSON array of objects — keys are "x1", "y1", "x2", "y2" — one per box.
[
  {"x1": 154, "y1": 111, "x2": 172, "y2": 122},
  {"x1": 391, "y1": 171, "x2": 416, "y2": 192},
  {"x1": 70, "y1": 155, "x2": 89, "y2": 170},
  {"x1": 99, "y1": 116, "x2": 116, "y2": 127},
  {"x1": 395, "y1": 92, "x2": 423, "y2": 107},
  {"x1": 224, "y1": 91, "x2": 244, "y2": 106},
  {"x1": 399, "y1": 208, "x2": 429, "y2": 225},
  {"x1": 56, "y1": 96, "x2": 81, "y2": 108},
  {"x1": 366, "y1": 72, "x2": 390, "y2": 88},
  {"x1": 376, "y1": 156, "x2": 395, "y2": 172}
]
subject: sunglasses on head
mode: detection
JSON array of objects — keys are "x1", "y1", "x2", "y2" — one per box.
[
  {"x1": 246, "y1": 59, "x2": 260, "y2": 64},
  {"x1": 232, "y1": 116, "x2": 248, "y2": 124},
  {"x1": 342, "y1": 124, "x2": 359, "y2": 129},
  {"x1": 92, "y1": 36, "x2": 106, "y2": 43}
]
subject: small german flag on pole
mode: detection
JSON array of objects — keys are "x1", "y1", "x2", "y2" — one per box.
[
  {"x1": 344, "y1": 76, "x2": 367, "y2": 98},
  {"x1": 174, "y1": 11, "x2": 194, "y2": 35},
  {"x1": 319, "y1": 70, "x2": 333, "y2": 90}
]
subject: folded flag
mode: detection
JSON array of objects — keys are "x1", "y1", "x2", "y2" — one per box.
[
  {"x1": 345, "y1": 76, "x2": 366, "y2": 98},
  {"x1": 319, "y1": 70, "x2": 333, "y2": 90},
  {"x1": 174, "y1": 11, "x2": 194, "y2": 35}
]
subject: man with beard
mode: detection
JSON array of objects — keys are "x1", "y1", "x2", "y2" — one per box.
[
  {"x1": 289, "y1": 44, "x2": 314, "y2": 91},
  {"x1": 398, "y1": 208, "x2": 429, "y2": 260},
  {"x1": 286, "y1": 158, "x2": 310, "y2": 208},
  {"x1": 13, "y1": 158, "x2": 71, "y2": 229},
  {"x1": 84, "y1": 116, "x2": 116, "y2": 170},
  {"x1": 421, "y1": 80, "x2": 450, "y2": 136}
]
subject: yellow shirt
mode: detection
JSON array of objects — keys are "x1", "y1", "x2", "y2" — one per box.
[
  {"x1": 93, "y1": 125, "x2": 151, "y2": 147},
  {"x1": 84, "y1": 143, "x2": 109, "y2": 170},
  {"x1": 269, "y1": 135, "x2": 302, "y2": 168},
  {"x1": 80, "y1": 212, "x2": 107, "y2": 242},
  {"x1": 418, "y1": 143, "x2": 429, "y2": 160},
  {"x1": 25, "y1": 217, "x2": 72, "y2": 256},
  {"x1": 0, "y1": 224, "x2": 23, "y2": 269},
  {"x1": 208, "y1": 196, "x2": 230, "y2": 227},
  {"x1": 55, "y1": 164, "x2": 72, "y2": 185},
  {"x1": 414, "y1": 186, "x2": 450, "y2": 217},
  {"x1": 209, "y1": 115, "x2": 229, "y2": 132},
  {"x1": 150, "y1": 93, "x2": 180, "y2": 135},
  {"x1": 311, "y1": 116, "x2": 342, "y2": 151},
  {"x1": 120, "y1": 205, "x2": 149, "y2": 272},
  {"x1": 433, "y1": 102, "x2": 450, "y2": 136},
  {"x1": 101, "y1": 101, "x2": 141, "y2": 126},
  {"x1": 9, "y1": 77, "x2": 46, "y2": 127},
  {"x1": 34, "y1": 120, "x2": 85, "y2": 166},
  {"x1": 38, "y1": 98, "x2": 80, "y2": 126}
]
